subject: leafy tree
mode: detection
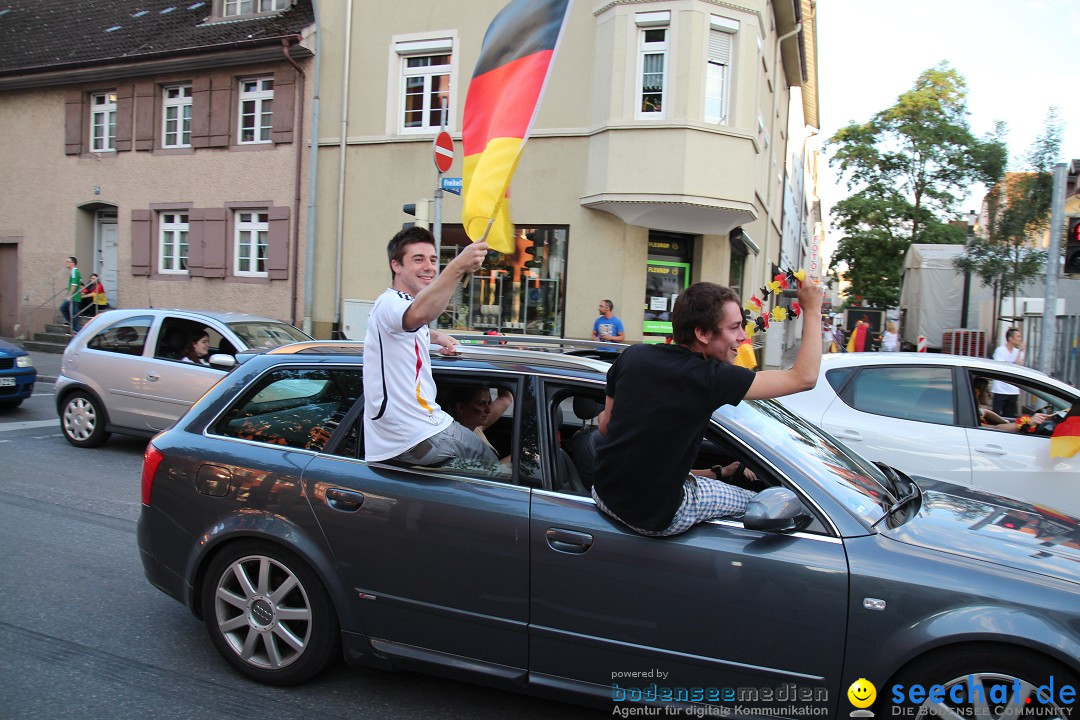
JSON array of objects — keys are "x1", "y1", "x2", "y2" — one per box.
[
  {"x1": 827, "y1": 63, "x2": 1007, "y2": 308},
  {"x1": 954, "y1": 108, "x2": 1061, "y2": 344}
]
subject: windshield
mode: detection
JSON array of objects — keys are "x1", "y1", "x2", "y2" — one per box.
[
  {"x1": 228, "y1": 321, "x2": 311, "y2": 349},
  {"x1": 713, "y1": 399, "x2": 898, "y2": 526}
]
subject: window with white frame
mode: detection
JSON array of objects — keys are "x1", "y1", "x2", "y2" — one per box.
[
  {"x1": 235, "y1": 211, "x2": 269, "y2": 276},
  {"x1": 162, "y1": 84, "x2": 192, "y2": 148},
  {"x1": 396, "y1": 38, "x2": 452, "y2": 133},
  {"x1": 222, "y1": 0, "x2": 287, "y2": 17},
  {"x1": 636, "y1": 12, "x2": 669, "y2": 117},
  {"x1": 90, "y1": 91, "x2": 117, "y2": 152},
  {"x1": 238, "y1": 77, "x2": 274, "y2": 144},
  {"x1": 159, "y1": 213, "x2": 190, "y2": 274},
  {"x1": 705, "y1": 16, "x2": 738, "y2": 124}
]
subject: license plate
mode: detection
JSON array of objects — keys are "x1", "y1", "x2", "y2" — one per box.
[{"x1": 0, "y1": 377, "x2": 14, "y2": 387}]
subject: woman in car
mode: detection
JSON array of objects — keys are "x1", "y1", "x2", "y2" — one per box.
[
  {"x1": 972, "y1": 377, "x2": 1049, "y2": 432},
  {"x1": 447, "y1": 385, "x2": 513, "y2": 458},
  {"x1": 181, "y1": 329, "x2": 211, "y2": 366}
]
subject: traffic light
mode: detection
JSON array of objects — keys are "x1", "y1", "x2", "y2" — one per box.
[
  {"x1": 524, "y1": 241, "x2": 543, "y2": 269},
  {"x1": 402, "y1": 200, "x2": 431, "y2": 230},
  {"x1": 1066, "y1": 217, "x2": 1080, "y2": 275}
]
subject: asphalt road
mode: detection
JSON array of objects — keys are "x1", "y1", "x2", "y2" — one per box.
[{"x1": 0, "y1": 383, "x2": 602, "y2": 719}]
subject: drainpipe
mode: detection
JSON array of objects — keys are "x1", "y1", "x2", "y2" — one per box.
[
  {"x1": 282, "y1": 36, "x2": 306, "y2": 328},
  {"x1": 767, "y1": 18, "x2": 802, "y2": 272},
  {"x1": 302, "y1": 0, "x2": 322, "y2": 337},
  {"x1": 332, "y1": 0, "x2": 354, "y2": 339}
]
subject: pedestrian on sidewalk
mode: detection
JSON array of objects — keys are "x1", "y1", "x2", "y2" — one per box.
[{"x1": 59, "y1": 256, "x2": 82, "y2": 331}]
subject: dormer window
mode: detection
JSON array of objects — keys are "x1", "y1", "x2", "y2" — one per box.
[{"x1": 220, "y1": 0, "x2": 289, "y2": 18}]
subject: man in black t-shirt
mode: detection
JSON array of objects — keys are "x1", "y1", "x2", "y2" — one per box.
[{"x1": 592, "y1": 280, "x2": 823, "y2": 536}]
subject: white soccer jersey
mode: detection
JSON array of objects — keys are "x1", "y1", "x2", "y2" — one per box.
[{"x1": 363, "y1": 288, "x2": 451, "y2": 461}]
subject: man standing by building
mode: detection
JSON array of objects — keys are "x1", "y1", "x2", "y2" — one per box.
[
  {"x1": 59, "y1": 256, "x2": 82, "y2": 331},
  {"x1": 363, "y1": 228, "x2": 494, "y2": 466},
  {"x1": 991, "y1": 327, "x2": 1025, "y2": 418},
  {"x1": 592, "y1": 299, "x2": 625, "y2": 344},
  {"x1": 592, "y1": 279, "x2": 823, "y2": 537}
]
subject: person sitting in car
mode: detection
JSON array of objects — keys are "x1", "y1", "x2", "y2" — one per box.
[
  {"x1": 181, "y1": 329, "x2": 211, "y2": 366},
  {"x1": 972, "y1": 377, "x2": 1049, "y2": 432},
  {"x1": 446, "y1": 384, "x2": 513, "y2": 460}
]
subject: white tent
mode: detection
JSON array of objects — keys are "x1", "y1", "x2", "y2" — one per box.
[{"x1": 899, "y1": 244, "x2": 972, "y2": 349}]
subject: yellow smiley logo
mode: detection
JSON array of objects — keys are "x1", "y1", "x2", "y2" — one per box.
[{"x1": 847, "y1": 678, "x2": 876, "y2": 708}]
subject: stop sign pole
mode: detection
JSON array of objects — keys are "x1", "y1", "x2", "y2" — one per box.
[{"x1": 430, "y1": 102, "x2": 452, "y2": 329}]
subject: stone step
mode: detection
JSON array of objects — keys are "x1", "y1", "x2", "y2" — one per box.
[
  {"x1": 35, "y1": 331, "x2": 74, "y2": 345},
  {"x1": 22, "y1": 339, "x2": 69, "y2": 354},
  {"x1": 45, "y1": 322, "x2": 71, "y2": 334}
]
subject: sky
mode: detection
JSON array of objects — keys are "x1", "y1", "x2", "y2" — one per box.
[{"x1": 814, "y1": 0, "x2": 1080, "y2": 260}]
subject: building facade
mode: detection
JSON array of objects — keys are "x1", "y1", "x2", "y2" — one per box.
[
  {"x1": 0, "y1": 0, "x2": 315, "y2": 338},
  {"x1": 309, "y1": 0, "x2": 820, "y2": 342}
]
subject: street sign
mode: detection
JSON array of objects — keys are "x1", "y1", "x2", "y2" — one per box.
[
  {"x1": 440, "y1": 177, "x2": 462, "y2": 195},
  {"x1": 433, "y1": 131, "x2": 454, "y2": 173}
]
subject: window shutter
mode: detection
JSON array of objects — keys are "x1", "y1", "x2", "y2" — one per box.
[
  {"x1": 186, "y1": 208, "x2": 206, "y2": 276},
  {"x1": 202, "y1": 208, "x2": 227, "y2": 277},
  {"x1": 134, "y1": 81, "x2": 156, "y2": 151},
  {"x1": 65, "y1": 89, "x2": 84, "y2": 155},
  {"x1": 272, "y1": 66, "x2": 296, "y2": 144},
  {"x1": 209, "y1": 75, "x2": 232, "y2": 147},
  {"x1": 266, "y1": 206, "x2": 290, "y2": 279},
  {"x1": 115, "y1": 84, "x2": 134, "y2": 152},
  {"x1": 190, "y1": 77, "x2": 211, "y2": 148},
  {"x1": 131, "y1": 209, "x2": 152, "y2": 276},
  {"x1": 709, "y1": 29, "x2": 732, "y2": 65}
]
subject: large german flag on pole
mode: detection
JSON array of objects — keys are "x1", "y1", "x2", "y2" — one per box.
[
  {"x1": 1050, "y1": 403, "x2": 1080, "y2": 459},
  {"x1": 462, "y1": 0, "x2": 572, "y2": 254}
]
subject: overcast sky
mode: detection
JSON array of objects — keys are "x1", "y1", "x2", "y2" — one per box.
[{"x1": 814, "y1": 0, "x2": 1079, "y2": 257}]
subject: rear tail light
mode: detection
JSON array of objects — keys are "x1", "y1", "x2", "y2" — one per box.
[{"x1": 142, "y1": 442, "x2": 165, "y2": 505}]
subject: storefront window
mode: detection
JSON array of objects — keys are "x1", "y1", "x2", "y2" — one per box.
[
  {"x1": 437, "y1": 225, "x2": 567, "y2": 336},
  {"x1": 643, "y1": 231, "x2": 693, "y2": 343}
]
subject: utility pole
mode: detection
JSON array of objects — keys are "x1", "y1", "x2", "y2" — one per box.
[{"x1": 1038, "y1": 163, "x2": 1067, "y2": 375}]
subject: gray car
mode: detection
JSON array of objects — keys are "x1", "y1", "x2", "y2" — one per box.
[
  {"x1": 55, "y1": 308, "x2": 310, "y2": 447},
  {"x1": 138, "y1": 340, "x2": 1080, "y2": 718}
]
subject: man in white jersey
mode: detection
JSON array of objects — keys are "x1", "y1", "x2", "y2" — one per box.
[
  {"x1": 363, "y1": 227, "x2": 494, "y2": 465},
  {"x1": 991, "y1": 327, "x2": 1024, "y2": 418}
]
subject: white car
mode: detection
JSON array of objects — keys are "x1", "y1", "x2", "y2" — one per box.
[{"x1": 778, "y1": 352, "x2": 1080, "y2": 517}]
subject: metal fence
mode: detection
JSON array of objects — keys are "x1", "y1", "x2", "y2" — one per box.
[{"x1": 1022, "y1": 314, "x2": 1080, "y2": 389}]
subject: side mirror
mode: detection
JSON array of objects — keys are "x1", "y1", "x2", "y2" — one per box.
[
  {"x1": 207, "y1": 353, "x2": 236, "y2": 370},
  {"x1": 743, "y1": 487, "x2": 813, "y2": 533}
]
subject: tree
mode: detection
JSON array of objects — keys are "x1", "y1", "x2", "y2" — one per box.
[
  {"x1": 954, "y1": 108, "x2": 1061, "y2": 344},
  {"x1": 827, "y1": 63, "x2": 1006, "y2": 308}
]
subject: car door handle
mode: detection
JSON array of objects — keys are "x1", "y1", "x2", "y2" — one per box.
[
  {"x1": 325, "y1": 487, "x2": 365, "y2": 511},
  {"x1": 545, "y1": 528, "x2": 593, "y2": 554},
  {"x1": 834, "y1": 429, "x2": 862, "y2": 441},
  {"x1": 146, "y1": 371, "x2": 159, "y2": 382},
  {"x1": 974, "y1": 444, "x2": 1007, "y2": 456}
]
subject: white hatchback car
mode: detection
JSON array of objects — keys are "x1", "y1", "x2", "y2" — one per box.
[
  {"x1": 56, "y1": 308, "x2": 310, "y2": 447},
  {"x1": 778, "y1": 352, "x2": 1080, "y2": 517}
]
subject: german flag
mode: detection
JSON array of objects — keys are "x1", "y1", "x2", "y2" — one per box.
[
  {"x1": 1050, "y1": 405, "x2": 1080, "y2": 459},
  {"x1": 462, "y1": 0, "x2": 572, "y2": 254}
]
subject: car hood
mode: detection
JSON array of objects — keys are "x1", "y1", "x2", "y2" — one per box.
[
  {"x1": 0, "y1": 338, "x2": 27, "y2": 357},
  {"x1": 883, "y1": 477, "x2": 1080, "y2": 585}
]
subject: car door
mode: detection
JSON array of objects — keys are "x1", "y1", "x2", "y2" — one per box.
[
  {"x1": 817, "y1": 364, "x2": 974, "y2": 486},
  {"x1": 528, "y1": 381, "x2": 849, "y2": 706},
  {"x1": 301, "y1": 372, "x2": 531, "y2": 675},
  {"x1": 78, "y1": 313, "x2": 155, "y2": 429},
  {"x1": 961, "y1": 368, "x2": 1080, "y2": 516},
  {"x1": 138, "y1": 317, "x2": 233, "y2": 431}
]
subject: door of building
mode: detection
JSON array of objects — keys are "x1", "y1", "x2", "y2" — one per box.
[
  {"x1": 96, "y1": 212, "x2": 118, "y2": 306},
  {"x1": 0, "y1": 243, "x2": 17, "y2": 336},
  {"x1": 643, "y1": 231, "x2": 693, "y2": 343}
]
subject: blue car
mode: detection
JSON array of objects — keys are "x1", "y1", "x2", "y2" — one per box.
[{"x1": 0, "y1": 338, "x2": 35, "y2": 408}]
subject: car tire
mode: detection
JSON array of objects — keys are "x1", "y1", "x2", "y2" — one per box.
[
  {"x1": 201, "y1": 541, "x2": 340, "y2": 686},
  {"x1": 60, "y1": 391, "x2": 110, "y2": 448},
  {"x1": 883, "y1": 644, "x2": 1078, "y2": 717}
]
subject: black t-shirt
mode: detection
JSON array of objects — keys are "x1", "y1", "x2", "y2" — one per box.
[{"x1": 593, "y1": 343, "x2": 755, "y2": 532}]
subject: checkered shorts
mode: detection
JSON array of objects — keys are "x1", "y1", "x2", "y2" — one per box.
[{"x1": 592, "y1": 474, "x2": 754, "y2": 537}]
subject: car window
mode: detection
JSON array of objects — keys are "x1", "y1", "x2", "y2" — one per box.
[
  {"x1": 155, "y1": 318, "x2": 228, "y2": 363},
  {"x1": 825, "y1": 367, "x2": 855, "y2": 392},
  {"x1": 845, "y1": 366, "x2": 955, "y2": 425},
  {"x1": 428, "y1": 374, "x2": 524, "y2": 481},
  {"x1": 212, "y1": 367, "x2": 363, "y2": 452},
  {"x1": 87, "y1": 314, "x2": 153, "y2": 356},
  {"x1": 545, "y1": 384, "x2": 607, "y2": 495},
  {"x1": 968, "y1": 371, "x2": 1076, "y2": 434},
  {"x1": 227, "y1": 321, "x2": 310, "y2": 349}
]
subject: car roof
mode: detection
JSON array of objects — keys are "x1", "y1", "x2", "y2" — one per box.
[{"x1": 104, "y1": 307, "x2": 294, "y2": 324}]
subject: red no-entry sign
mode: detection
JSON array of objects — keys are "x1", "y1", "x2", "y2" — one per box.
[{"x1": 433, "y1": 131, "x2": 454, "y2": 173}]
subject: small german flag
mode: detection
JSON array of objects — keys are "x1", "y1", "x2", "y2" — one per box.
[
  {"x1": 462, "y1": 0, "x2": 572, "y2": 254},
  {"x1": 1050, "y1": 404, "x2": 1080, "y2": 459}
]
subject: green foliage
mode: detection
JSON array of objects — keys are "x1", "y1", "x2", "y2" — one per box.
[{"x1": 827, "y1": 63, "x2": 1007, "y2": 306}]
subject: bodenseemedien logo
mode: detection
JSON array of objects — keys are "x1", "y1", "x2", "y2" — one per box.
[{"x1": 847, "y1": 678, "x2": 876, "y2": 717}]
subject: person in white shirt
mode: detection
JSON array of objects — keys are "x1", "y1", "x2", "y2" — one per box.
[
  {"x1": 991, "y1": 327, "x2": 1025, "y2": 418},
  {"x1": 363, "y1": 227, "x2": 492, "y2": 465}
]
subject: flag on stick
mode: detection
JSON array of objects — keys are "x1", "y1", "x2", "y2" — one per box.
[{"x1": 461, "y1": 0, "x2": 572, "y2": 254}]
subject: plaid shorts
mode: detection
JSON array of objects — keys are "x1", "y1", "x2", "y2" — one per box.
[{"x1": 592, "y1": 474, "x2": 754, "y2": 537}]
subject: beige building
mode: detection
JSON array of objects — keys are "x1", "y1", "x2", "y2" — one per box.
[
  {"x1": 309, "y1": 0, "x2": 819, "y2": 342},
  {"x1": 0, "y1": 1, "x2": 315, "y2": 338}
]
